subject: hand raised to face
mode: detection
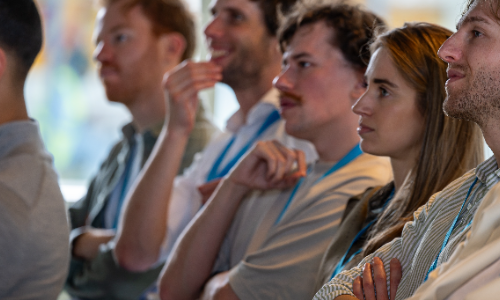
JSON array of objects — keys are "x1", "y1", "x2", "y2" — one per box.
[
  {"x1": 227, "y1": 140, "x2": 307, "y2": 191},
  {"x1": 163, "y1": 60, "x2": 222, "y2": 133}
]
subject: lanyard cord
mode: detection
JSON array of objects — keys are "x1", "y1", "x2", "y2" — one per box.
[
  {"x1": 206, "y1": 109, "x2": 281, "y2": 182},
  {"x1": 425, "y1": 177, "x2": 479, "y2": 281},
  {"x1": 330, "y1": 187, "x2": 395, "y2": 280},
  {"x1": 274, "y1": 144, "x2": 363, "y2": 226}
]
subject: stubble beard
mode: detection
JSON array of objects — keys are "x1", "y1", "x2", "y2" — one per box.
[
  {"x1": 220, "y1": 36, "x2": 273, "y2": 91},
  {"x1": 443, "y1": 68, "x2": 500, "y2": 128}
]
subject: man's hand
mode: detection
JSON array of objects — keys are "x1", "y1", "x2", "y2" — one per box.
[
  {"x1": 72, "y1": 228, "x2": 115, "y2": 261},
  {"x1": 227, "y1": 140, "x2": 307, "y2": 191},
  {"x1": 198, "y1": 179, "x2": 222, "y2": 205},
  {"x1": 353, "y1": 257, "x2": 402, "y2": 300},
  {"x1": 163, "y1": 60, "x2": 222, "y2": 133}
]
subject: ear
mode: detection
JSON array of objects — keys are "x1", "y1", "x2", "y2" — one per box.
[
  {"x1": 160, "y1": 32, "x2": 187, "y2": 66},
  {"x1": 349, "y1": 70, "x2": 366, "y2": 103},
  {"x1": 0, "y1": 48, "x2": 7, "y2": 81}
]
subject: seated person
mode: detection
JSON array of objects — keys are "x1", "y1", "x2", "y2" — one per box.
[
  {"x1": 314, "y1": 22, "x2": 484, "y2": 291},
  {"x1": 65, "y1": 0, "x2": 216, "y2": 298},
  {"x1": 315, "y1": 1, "x2": 500, "y2": 299},
  {"x1": 407, "y1": 182, "x2": 500, "y2": 300},
  {"x1": 0, "y1": 0, "x2": 69, "y2": 298},
  {"x1": 159, "y1": 3, "x2": 392, "y2": 300}
]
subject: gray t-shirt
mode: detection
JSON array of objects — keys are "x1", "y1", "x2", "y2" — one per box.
[{"x1": 0, "y1": 120, "x2": 69, "y2": 299}]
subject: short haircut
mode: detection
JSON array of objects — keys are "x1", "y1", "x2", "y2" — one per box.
[
  {"x1": 464, "y1": 0, "x2": 500, "y2": 21},
  {"x1": 101, "y1": 0, "x2": 195, "y2": 61},
  {"x1": 250, "y1": 0, "x2": 299, "y2": 36},
  {"x1": 0, "y1": 0, "x2": 43, "y2": 81},
  {"x1": 278, "y1": 2, "x2": 386, "y2": 71}
]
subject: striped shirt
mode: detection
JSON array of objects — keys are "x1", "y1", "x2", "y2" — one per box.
[{"x1": 314, "y1": 156, "x2": 500, "y2": 300}]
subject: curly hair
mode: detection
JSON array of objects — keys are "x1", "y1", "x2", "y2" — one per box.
[
  {"x1": 100, "y1": 0, "x2": 195, "y2": 60},
  {"x1": 278, "y1": 1, "x2": 386, "y2": 71},
  {"x1": 249, "y1": 0, "x2": 298, "y2": 36}
]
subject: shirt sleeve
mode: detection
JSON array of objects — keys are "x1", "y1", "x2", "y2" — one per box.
[
  {"x1": 227, "y1": 190, "x2": 350, "y2": 300},
  {"x1": 313, "y1": 192, "x2": 440, "y2": 299},
  {"x1": 65, "y1": 241, "x2": 164, "y2": 300}
]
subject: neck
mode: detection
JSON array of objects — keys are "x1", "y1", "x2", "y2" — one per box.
[
  {"x1": 390, "y1": 157, "x2": 414, "y2": 192},
  {"x1": 311, "y1": 115, "x2": 360, "y2": 162},
  {"x1": 0, "y1": 88, "x2": 29, "y2": 125},
  {"x1": 126, "y1": 86, "x2": 166, "y2": 133},
  {"x1": 233, "y1": 62, "x2": 281, "y2": 121},
  {"x1": 481, "y1": 122, "x2": 500, "y2": 168}
]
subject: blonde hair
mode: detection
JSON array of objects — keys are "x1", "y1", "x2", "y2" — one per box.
[{"x1": 363, "y1": 23, "x2": 484, "y2": 256}]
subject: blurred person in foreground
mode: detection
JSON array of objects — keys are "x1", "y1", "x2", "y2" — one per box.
[
  {"x1": 159, "y1": 3, "x2": 392, "y2": 300},
  {"x1": 315, "y1": 0, "x2": 500, "y2": 299},
  {"x1": 0, "y1": 0, "x2": 70, "y2": 298},
  {"x1": 313, "y1": 22, "x2": 483, "y2": 293},
  {"x1": 65, "y1": 0, "x2": 215, "y2": 299}
]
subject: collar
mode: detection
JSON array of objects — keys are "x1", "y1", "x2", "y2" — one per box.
[
  {"x1": 0, "y1": 120, "x2": 42, "y2": 159},
  {"x1": 121, "y1": 121, "x2": 164, "y2": 144},
  {"x1": 475, "y1": 155, "x2": 500, "y2": 189},
  {"x1": 226, "y1": 88, "x2": 280, "y2": 133}
]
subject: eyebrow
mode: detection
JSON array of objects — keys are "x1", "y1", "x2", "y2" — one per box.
[
  {"x1": 457, "y1": 15, "x2": 490, "y2": 30},
  {"x1": 373, "y1": 78, "x2": 398, "y2": 88},
  {"x1": 282, "y1": 52, "x2": 311, "y2": 65}
]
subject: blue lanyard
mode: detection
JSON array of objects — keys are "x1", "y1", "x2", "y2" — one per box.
[
  {"x1": 113, "y1": 141, "x2": 137, "y2": 229},
  {"x1": 330, "y1": 188, "x2": 395, "y2": 279},
  {"x1": 274, "y1": 143, "x2": 363, "y2": 225},
  {"x1": 425, "y1": 177, "x2": 479, "y2": 281},
  {"x1": 206, "y1": 109, "x2": 281, "y2": 182}
]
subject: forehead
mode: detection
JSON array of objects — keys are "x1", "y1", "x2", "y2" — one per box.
[
  {"x1": 284, "y1": 22, "x2": 336, "y2": 58},
  {"x1": 366, "y1": 47, "x2": 396, "y2": 78},
  {"x1": 94, "y1": 3, "x2": 150, "y2": 35},
  {"x1": 458, "y1": 0, "x2": 500, "y2": 29},
  {"x1": 209, "y1": 0, "x2": 261, "y2": 13}
]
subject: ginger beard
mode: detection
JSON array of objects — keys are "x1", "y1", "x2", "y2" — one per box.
[{"x1": 443, "y1": 65, "x2": 500, "y2": 127}]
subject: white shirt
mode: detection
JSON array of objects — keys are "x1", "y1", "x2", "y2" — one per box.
[{"x1": 159, "y1": 88, "x2": 318, "y2": 261}]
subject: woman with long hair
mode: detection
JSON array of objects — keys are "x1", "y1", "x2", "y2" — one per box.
[{"x1": 314, "y1": 22, "x2": 484, "y2": 291}]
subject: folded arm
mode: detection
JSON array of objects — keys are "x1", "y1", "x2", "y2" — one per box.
[{"x1": 159, "y1": 141, "x2": 306, "y2": 300}]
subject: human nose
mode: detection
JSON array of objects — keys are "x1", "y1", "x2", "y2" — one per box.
[
  {"x1": 438, "y1": 33, "x2": 461, "y2": 64},
  {"x1": 93, "y1": 40, "x2": 112, "y2": 63},
  {"x1": 204, "y1": 15, "x2": 223, "y2": 41},
  {"x1": 273, "y1": 67, "x2": 294, "y2": 92},
  {"x1": 352, "y1": 91, "x2": 372, "y2": 117}
]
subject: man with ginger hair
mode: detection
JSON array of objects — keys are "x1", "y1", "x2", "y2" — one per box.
[{"x1": 65, "y1": 0, "x2": 215, "y2": 299}]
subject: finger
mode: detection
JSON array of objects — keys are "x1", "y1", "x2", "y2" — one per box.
[
  {"x1": 389, "y1": 258, "x2": 402, "y2": 300},
  {"x1": 252, "y1": 142, "x2": 278, "y2": 180},
  {"x1": 289, "y1": 149, "x2": 307, "y2": 178},
  {"x1": 362, "y1": 263, "x2": 376, "y2": 300},
  {"x1": 263, "y1": 142, "x2": 287, "y2": 182},
  {"x1": 272, "y1": 141, "x2": 298, "y2": 181},
  {"x1": 353, "y1": 276, "x2": 364, "y2": 299},
  {"x1": 373, "y1": 257, "x2": 389, "y2": 300}
]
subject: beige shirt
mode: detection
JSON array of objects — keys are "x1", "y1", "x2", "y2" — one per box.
[{"x1": 212, "y1": 153, "x2": 392, "y2": 300}]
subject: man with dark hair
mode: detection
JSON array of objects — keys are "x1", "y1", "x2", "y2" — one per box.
[
  {"x1": 0, "y1": 0, "x2": 70, "y2": 298},
  {"x1": 110, "y1": 0, "x2": 318, "y2": 278},
  {"x1": 64, "y1": 0, "x2": 215, "y2": 299},
  {"x1": 316, "y1": 0, "x2": 500, "y2": 299},
  {"x1": 158, "y1": 3, "x2": 390, "y2": 300}
]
